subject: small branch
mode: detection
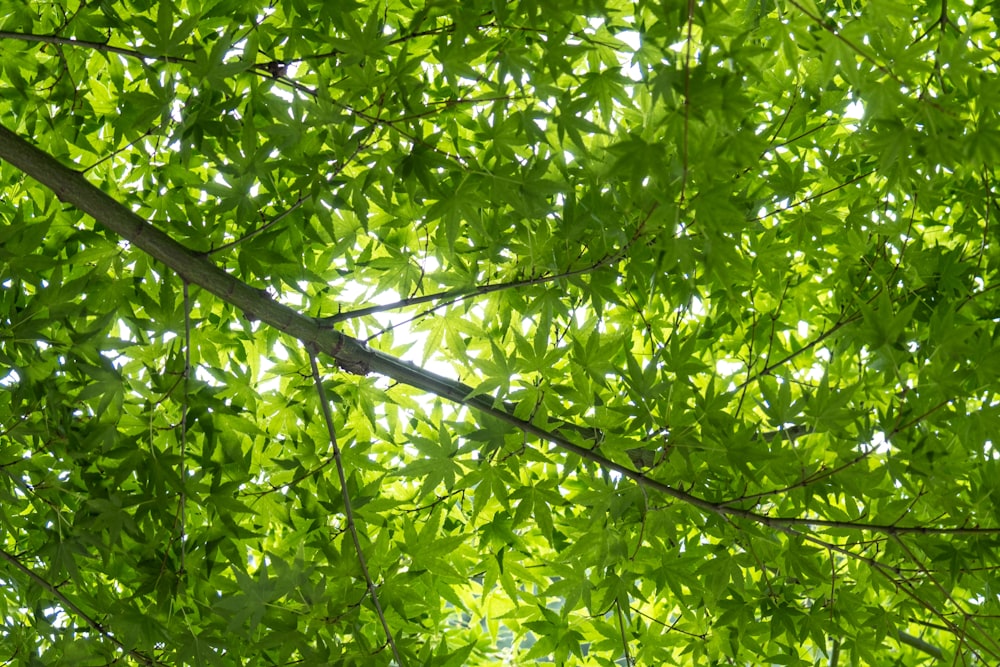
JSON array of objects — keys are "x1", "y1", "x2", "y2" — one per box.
[
  {"x1": 0, "y1": 548, "x2": 160, "y2": 666},
  {"x1": 333, "y1": 204, "x2": 655, "y2": 343},
  {"x1": 755, "y1": 516, "x2": 1000, "y2": 536},
  {"x1": 385, "y1": 95, "x2": 525, "y2": 124},
  {"x1": 615, "y1": 600, "x2": 634, "y2": 666},
  {"x1": 5, "y1": 124, "x2": 1000, "y2": 660},
  {"x1": 308, "y1": 350, "x2": 404, "y2": 666},
  {"x1": 890, "y1": 534, "x2": 1000, "y2": 657},
  {"x1": 912, "y1": 0, "x2": 954, "y2": 44},
  {"x1": 734, "y1": 311, "x2": 861, "y2": 391},
  {"x1": 890, "y1": 397, "x2": 952, "y2": 435},
  {"x1": 680, "y1": 0, "x2": 695, "y2": 206},
  {"x1": 766, "y1": 96, "x2": 796, "y2": 146},
  {"x1": 179, "y1": 280, "x2": 191, "y2": 578},
  {"x1": 0, "y1": 30, "x2": 195, "y2": 64},
  {"x1": 770, "y1": 119, "x2": 831, "y2": 150},
  {"x1": 206, "y1": 134, "x2": 374, "y2": 257},
  {"x1": 629, "y1": 606, "x2": 706, "y2": 640},
  {"x1": 723, "y1": 391, "x2": 949, "y2": 509},
  {"x1": 205, "y1": 193, "x2": 308, "y2": 257},
  {"x1": 783, "y1": 0, "x2": 902, "y2": 86},
  {"x1": 244, "y1": 450, "x2": 340, "y2": 498},
  {"x1": 322, "y1": 249, "x2": 623, "y2": 326},
  {"x1": 978, "y1": 167, "x2": 991, "y2": 271},
  {"x1": 751, "y1": 170, "x2": 876, "y2": 222},
  {"x1": 83, "y1": 118, "x2": 171, "y2": 174}
]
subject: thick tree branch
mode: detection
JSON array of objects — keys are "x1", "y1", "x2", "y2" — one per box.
[
  {"x1": 4, "y1": 124, "x2": 999, "y2": 543},
  {"x1": 0, "y1": 123, "x2": 989, "y2": 660},
  {"x1": 0, "y1": 125, "x2": 605, "y2": 444}
]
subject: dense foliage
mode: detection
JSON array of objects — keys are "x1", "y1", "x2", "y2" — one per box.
[{"x1": 2, "y1": 0, "x2": 1000, "y2": 664}]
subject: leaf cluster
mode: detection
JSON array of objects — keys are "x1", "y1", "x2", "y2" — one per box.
[{"x1": 2, "y1": 0, "x2": 1000, "y2": 664}]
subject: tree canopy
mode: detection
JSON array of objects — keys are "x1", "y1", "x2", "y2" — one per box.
[{"x1": 2, "y1": 0, "x2": 1000, "y2": 664}]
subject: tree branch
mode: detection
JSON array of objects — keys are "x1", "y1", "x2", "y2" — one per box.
[
  {"x1": 4, "y1": 123, "x2": 999, "y2": 541},
  {"x1": 0, "y1": 548, "x2": 161, "y2": 665},
  {"x1": 0, "y1": 30, "x2": 195, "y2": 64},
  {"x1": 1, "y1": 122, "x2": 991, "y2": 659},
  {"x1": 308, "y1": 350, "x2": 404, "y2": 666}
]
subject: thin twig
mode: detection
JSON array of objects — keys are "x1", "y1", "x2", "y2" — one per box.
[
  {"x1": 680, "y1": 0, "x2": 694, "y2": 206},
  {"x1": 979, "y1": 167, "x2": 991, "y2": 271},
  {"x1": 345, "y1": 252, "x2": 618, "y2": 335},
  {"x1": 340, "y1": 204, "x2": 656, "y2": 340},
  {"x1": 615, "y1": 600, "x2": 634, "y2": 666},
  {"x1": 244, "y1": 450, "x2": 340, "y2": 498},
  {"x1": 783, "y1": 0, "x2": 902, "y2": 86},
  {"x1": 206, "y1": 134, "x2": 374, "y2": 257},
  {"x1": 180, "y1": 280, "x2": 190, "y2": 578},
  {"x1": 890, "y1": 534, "x2": 1000, "y2": 657},
  {"x1": 734, "y1": 311, "x2": 861, "y2": 391},
  {"x1": 307, "y1": 349, "x2": 404, "y2": 666},
  {"x1": 0, "y1": 548, "x2": 161, "y2": 665},
  {"x1": 0, "y1": 31, "x2": 195, "y2": 64},
  {"x1": 751, "y1": 170, "x2": 876, "y2": 222},
  {"x1": 204, "y1": 194, "x2": 308, "y2": 257}
]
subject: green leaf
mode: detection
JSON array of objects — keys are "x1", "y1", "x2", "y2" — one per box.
[{"x1": 1, "y1": 1, "x2": 999, "y2": 664}]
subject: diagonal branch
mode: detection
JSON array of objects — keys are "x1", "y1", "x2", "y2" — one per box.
[
  {"x1": 0, "y1": 30, "x2": 195, "y2": 65},
  {"x1": 320, "y1": 254, "x2": 626, "y2": 326},
  {"x1": 0, "y1": 548, "x2": 162, "y2": 666},
  {"x1": 0, "y1": 124, "x2": 717, "y2": 510},
  {"x1": 5, "y1": 123, "x2": 1000, "y2": 539},
  {"x1": 680, "y1": 0, "x2": 695, "y2": 207},
  {"x1": 3, "y1": 124, "x2": 998, "y2": 658},
  {"x1": 308, "y1": 350, "x2": 404, "y2": 665},
  {"x1": 322, "y1": 207, "x2": 651, "y2": 333}
]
